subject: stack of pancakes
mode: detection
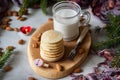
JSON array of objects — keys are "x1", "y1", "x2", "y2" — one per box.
[{"x1": 40, "y1": 30, "x2": 64, "y2": 62}]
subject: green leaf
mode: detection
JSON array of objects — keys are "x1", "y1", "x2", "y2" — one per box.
[{"x1": 40, "y1": 0, "x2": 48, "y2": 14}]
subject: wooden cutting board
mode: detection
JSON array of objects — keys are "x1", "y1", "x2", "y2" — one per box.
[{"x1": 28, "y1": 20, "x2": 91, "y2": 79}]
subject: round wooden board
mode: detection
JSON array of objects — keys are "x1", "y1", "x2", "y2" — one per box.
[{"x1": 28, "y1": 20, "x2": 91, "y2": 79}]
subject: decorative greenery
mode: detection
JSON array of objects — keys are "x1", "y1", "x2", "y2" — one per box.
[
  {"x1": 18, "y1": 0, "x2": 65, "y2": 16},
  {"x1": 110, "y1": 49, "x2": 120, "y2": 68},
  {"x1": 18, "y1": 0, "x2": 29, "y2": 16},
  {"x1": 40, "y1": 0, "x2": 48, "y2": 14},
  {"x1": 94, "y1": 14, "x2": 120, "y2": 49},
  {"x1": 0, "y1": 46, "x2": 15, "y2": 68}
]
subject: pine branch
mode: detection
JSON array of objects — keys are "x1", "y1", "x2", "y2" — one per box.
[
  {"x1": 18, "y1": 0, "x2": 65, "y2": 16},
  {"x1": 40, "y1": 0, "x2": 48, "y2": 14},
  {"x1": 18, "y1": 0, "x2": 29, "y2": 16},
  {"x1": 106, "y1": 14, "x2": 120, "y2": 38},
  {"x1": 110, "y1": 49, "x2": 120, "y2": 68},
  {"x1": 94, "y1": 14, "x2": 120, "y2": 49},
  {"x1": 94, "y1": 36, "x2": 120, "y2": 49},
  {"x1": 0, "y1": 46, "x2": 15, "y2": 68}
]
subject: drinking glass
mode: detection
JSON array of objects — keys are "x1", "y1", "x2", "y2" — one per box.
[{"x1": 52, "y1": 1, "x2": 90, "y2": 41}]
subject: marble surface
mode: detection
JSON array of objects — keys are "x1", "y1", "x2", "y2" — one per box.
[{"x1": 0, "y1": 6, "x2": 106, "y2": 80}]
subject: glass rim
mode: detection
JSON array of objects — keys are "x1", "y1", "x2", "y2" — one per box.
[{"x1": 52, "y1": 1, "x2": 81, "y2": 19}]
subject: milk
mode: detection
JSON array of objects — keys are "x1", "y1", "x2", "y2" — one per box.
[{"x1": 53, "y1": 9, "x2": 80, "y2": 41}]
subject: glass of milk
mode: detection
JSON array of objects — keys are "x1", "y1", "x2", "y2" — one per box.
[{"x1": 52, "y1": 1, "x2": 90, "y2": 41}]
